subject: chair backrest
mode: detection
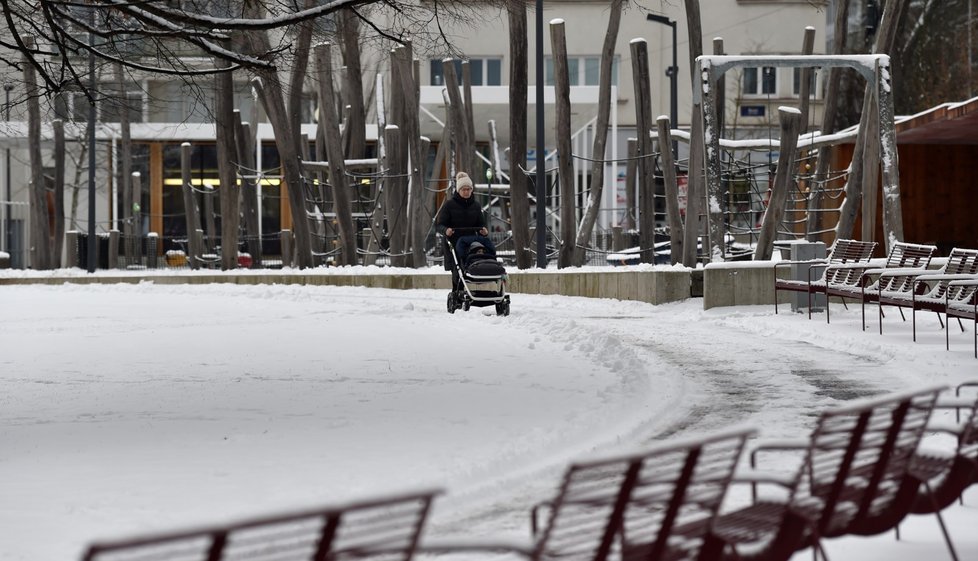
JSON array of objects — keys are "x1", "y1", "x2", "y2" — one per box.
[
  {"x1": 872, "y1": 242, "x2": 938, "y2": 293},
  {"x1": 822, "y1": 239, "x2": 876, "y2": 285},
  {"x1": 533, "y1": 427, "x2": 755, "y2": 561},
  {"x1": 788, "y1": 385, "x2": 943, "y2": 536},
  {"x1": 926, "y1": 248, "x2": 978, "y2": 302},
  {"x1": 81, "y1": 489, "x2": 440, "y2": 561}
]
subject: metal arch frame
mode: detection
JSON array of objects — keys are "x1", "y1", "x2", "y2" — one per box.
[{"x1": 693, "y1": 54, "x2": 900, "y2": 262}]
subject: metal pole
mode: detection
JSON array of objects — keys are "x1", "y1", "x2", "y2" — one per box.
[
  {"x1": 669, "y1": 20, "x2": 678, "y2": 143},
  {"x1": 535, "y1": 0, "x2": 547, "y2": 268},
  {"x1": 3, "y1": 84, "x2": 10, "y2": 257},
  {"x1": 87, "y1": 7, "x2": 97, "y2": 273}
]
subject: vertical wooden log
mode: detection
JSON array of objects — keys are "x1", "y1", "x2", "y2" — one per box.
[
  {"x1": 202, "y1": 185, "x2": 216, "y2": 254},
  {"x1": 392, "y1": 44, "x2": 427, "y2": 267},
  {"x1": 624, "y1": 138, "x2": 637, "y2": 231},
  {"x1": 861, "y1": 89, "x2": 880, "y2": 243},
  {"x1": 630, "y1": 39, "x2": 656, "y2": 264},
  {"x1": 798, "y1": 27, "x2": 816, "y2": 132},
  {"x1": 657, "y1": 117, "x2": 684, "y2": 264},
  {"x1": 279, "y1": 229, "x2": 292, "y2": 267},
  {"x1": 442, "y1": 60, "x2": 472, "y2": 178},
  {"x1": 363, "y1": 73, "x2": 387, "y2": 267},
  {"x1": 385, "y1": 125, "x2": 407, "y2": 267},
  {"x1": 215, "y1": 50, "x2": 239, "y2": 270},
  {"x1": 233, "y1": 115, "x2": 262, "y2": 266},
  {"x1": 180, "y1": 142, "x2": 202, "y2": 269},
  {"x1": 877, "y1": 56, "x2": 903, "y2": 248},
  {"x1": 23, "y1": 35, "x2": 51, "y2": 269},
  {"x1": 338, "y1": 7, "x2": 366, "y2": 160},
  {"x1": 573, "y1": 0, "x2": 623, "y2": 266},
  {"x1": 108, "y1": 229, "x2": 120, "y2": 269},
  {"x1": 131, "y1": 171, "x2": 143, "y2": 266},
  {"x1": 683, "y1": 0, "x2": 707, "y2": 266},
  {"x1": 461, "y1": 60, "x2": 477, "y2": 179},
  {"x1": 66, "y1": 231, "x2": 79, "y2": 268},
  {"x1": 755, "y1": 108, "x2": 803, "y2": 260},
  {"x1": 314, "y1": 43, "x2": 358, "y2": 265},
  {"x1": 115, "y1": 62, "x2": 132, "y2": 267},
  {"x1": 508, "y1": 1, "x2": 532, "y2": 269},
  {"x1": 52, "y1": 119, "x2": 65, "y2": 267},
  {"x1": 550, "y1": 19, "x2": 576, "y2": 268},
  {"x1": 713, "y1": 38, "x2": 725, "y2": 140},
  {"x1": 700, "y1": 58, "x2": 726, "y2": 263}
]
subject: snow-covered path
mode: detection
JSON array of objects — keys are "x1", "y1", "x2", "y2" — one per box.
[{"x1": 1, "y1": 282, "x2": 976, "y2": 560}]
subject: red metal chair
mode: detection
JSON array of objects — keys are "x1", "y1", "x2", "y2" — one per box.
[
  {"x1": 945, "y1": 276, "x2": 978, "y2": 357},
  {"x1": 81, "y1": 488, "x2": 441, "y2": 561},
  {"x1": 774, "y1": 239, "x2": 876, "y2": 319},
  {"x1": 701, "y1": 385, "x2": 945, "y2": 561}
]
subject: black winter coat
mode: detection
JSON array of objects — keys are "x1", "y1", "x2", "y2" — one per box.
[
  {"x1": 435, "y1": 192, "x2": 486, "y2": 243},
  {"x1": 436, "y1": 192, "x2": 486, "y2": 270}
]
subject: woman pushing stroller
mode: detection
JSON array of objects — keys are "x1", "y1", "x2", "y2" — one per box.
[{"x1": 436, "y1": 171, "x2": 496, "y2": 289}]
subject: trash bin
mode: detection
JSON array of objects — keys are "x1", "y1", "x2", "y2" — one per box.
[{"x1": 784, "y1": 240, "x2": 827, "y2": 313}]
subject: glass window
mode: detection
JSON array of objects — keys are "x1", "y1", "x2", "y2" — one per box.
[
  {"x1": 430, "y1": 58, "x2": 502, "y2": 86},
  {"x1": 742, "y1": 66, "x2": 777, "y2": 96},
  {"x1": 545, "y1": 56, "x2": 619, "y2": 86}
]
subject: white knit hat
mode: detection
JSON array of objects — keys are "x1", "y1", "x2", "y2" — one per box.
[{"x1": 456, "y1": 171, "x2": 474, "y2": 190}]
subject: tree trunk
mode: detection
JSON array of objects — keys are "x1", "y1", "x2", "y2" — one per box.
[
  {"x1": 338, "y1": 8, "x2": 367, "y2": 160},
  {"x1": 314, "y1": 43, "x2": 358, "y2": 266},
  {"x1": 461, "y1": 60, "x2": 477, "y2": 181},
  {"x1": 115, "y1": 62, "x2": 133, "y2": 267},
  {"x1": 507, "y1": 2, "x2": 532, "y2": 269},
  {"x1": 755, "y1": 108, "x2": 803, "y2": 260},
  {"x1": 24, "y1": 36, "x2": 52, "y2": 270},
  {"x1": 442, "y1": 60, "x2": 472, "y2": 178},
  {"x1": 624, "y1": 138, "x2": 637, "y2": 231},
  {"x1": 550, "y1": 20, "x2": 575, "y2": 268},
  {"x1": 573, "y1": 0, "x2": 623, "y2": 266},
  {"x1": 798, "y1": 27, "x2": 816, "y2": 132},
  {"x1": 215, "y1": 51, "x2": 239, "y2": 270},
  {"x1": 630, "y1": 39, "x2": 656, "y2": 264}
]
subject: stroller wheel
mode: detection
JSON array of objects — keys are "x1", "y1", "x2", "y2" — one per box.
[
  {"x1": 462, "y1": 300, "x2": 471, "y2": 312},
  {"x1": 447, "y1": 293, "x2": 457, "y2": 314},
  {"x1": 495, "y1": 301, "x2": 510, "y2": 316}
]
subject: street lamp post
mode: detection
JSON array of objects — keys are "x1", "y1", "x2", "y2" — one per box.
[
  {"x1": 646, "y1": 13, "x2": 678, "y2": 154},
  {"x1": 3, "y1": 84, "x2": 11, "y2": 259}
]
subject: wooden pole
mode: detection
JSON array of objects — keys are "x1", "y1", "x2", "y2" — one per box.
[
  {"x1": 392, "y1": 44, "x2": 427, "y2": 267},
  {"x1": 180, "y1": 142, "x2": 202, "y2": 269},
  {"x1": 630, "y1": 39, "x2": 656, "y2": 264},
  {"x1": 215, "y1": 49, "x2": 239, "y2": 270},
  {"x1": 507, "y1": 2, "x2": 532, "y2": 269},
  {"x1": 550, "y1": 19, "x2": 576, "y2": 268},
  {"x1": 233, "y1": 115, "x2": 262, "y2": 266},
  {"x1": 385, "y1": 125, "x2": 406, "y2": 267},
  {"x1": 755, "y1": 108, "x2": 803, "y2": 260},
  {"x1": 624, "y1": 138, "x2": 637, "y2": 231},
  {"x1": 657, "y1": 116, "x2": 684, "y2": 264},
  {"x1": 683, "y1": 0, "x2": 707, "y2": 265}
]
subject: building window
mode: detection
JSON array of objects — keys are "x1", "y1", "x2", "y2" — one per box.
[
  {"x1": 792, "y1": 67, "x2": 818, "y2": 98},
  {"x1": 56, "y1": 90, "x2": 145, "y2": 123},
  {"x1": 742, "y1": 66, "x2": 777, "y2": 96},
  {"x1": 544, "y1": 56, "x2": 619, "y2": 86},
  {"x1": 101, "y1": 92, "x2": 145, "y2": 123},
  {"x1": 430, "y1": 58, "x2": 502, "y2": 86}
]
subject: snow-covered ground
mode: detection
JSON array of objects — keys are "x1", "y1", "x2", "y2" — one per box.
[{"x1": 1, "y1": 279, "x2": 976, "y2": 561}]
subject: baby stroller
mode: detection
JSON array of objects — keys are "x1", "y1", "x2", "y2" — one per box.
[{"x1": 446, "y1": 232, "x2": 511, "y2": 316}]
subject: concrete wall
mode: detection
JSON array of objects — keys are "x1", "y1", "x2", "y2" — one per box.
[
  {"x1": 0, "y1": 268, "x2": 693, "y2": 306},
  {"x1": 703, "y1": 261, "x2": 790, "y2": 310}
]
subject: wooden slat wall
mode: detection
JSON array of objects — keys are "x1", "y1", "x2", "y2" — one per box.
[{"x1": 830, "y1": 143, "x2": 978, "y2": 256}]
